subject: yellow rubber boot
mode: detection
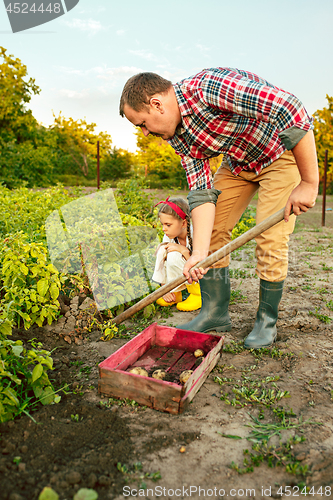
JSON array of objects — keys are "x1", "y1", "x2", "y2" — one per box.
[
  {"x1": 156, "y1": 291, "x2": 182, "y2": 307},
  {"x1": 177, "y1": 282, "x2": 202, "y2": 311}
]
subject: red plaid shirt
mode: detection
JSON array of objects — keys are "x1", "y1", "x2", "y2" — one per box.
[{"x1": 168, "y1": 68, "x2": 314, "y2": 190}]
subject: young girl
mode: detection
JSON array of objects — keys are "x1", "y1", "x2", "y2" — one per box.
[{"x1": 152, "y1": 197, "x2": 202, "y2": 311}]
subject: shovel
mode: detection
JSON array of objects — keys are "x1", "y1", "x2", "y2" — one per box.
[{"x1": 113, "y1": 207, "x2": 288, "y2": 325}]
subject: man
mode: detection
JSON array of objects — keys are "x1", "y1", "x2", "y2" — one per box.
[{"x1": 119, "y1": 68, "x2": 319, "y2": 348}]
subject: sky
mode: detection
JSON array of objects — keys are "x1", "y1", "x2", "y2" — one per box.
[{"x1": 1, "y1": 0, "x2": 333, "y2": 153}]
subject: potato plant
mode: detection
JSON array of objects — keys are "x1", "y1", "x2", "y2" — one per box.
[{"x1": 1, "y1": 233, "x2": 63, "y2": 329}]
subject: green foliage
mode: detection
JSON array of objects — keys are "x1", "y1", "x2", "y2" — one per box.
[
  {"x1": 232, "y1": 206, "x2": 256, "y2": 239},
  {"x1": 230, "y1": 288, "x2": 247, "y2": 304},
  {"x1": 0, "y1": 139, "x2": 57, "y2": 189},
  {"x1": 117, "y1": 460, "x2": 161, "y2": 488},
  {"x1": 135, "y1": 129, "x2": 187, "y2": 188},
  {"x1": 231, "y1": 435, "x2": 308, "y2": 476},
  {"x1": 0, "y1": 336, "x2": 60, "y2": 422},
  {"x1": 50, "y1": 113, "x2": 112, "y2": 178},
  {"x1": 101, "y1": 147, "x2": 135, "y2": 181},
  {"x1": 113, "y1": 177, "x2": 157, "y2": 226},
  {"x1": 245, "y1": 409, "x2": 314, "y2": 442},
  {"x1": 0, "y1": 46, "x2": 40, "y2": 144},
  {"x1": 309, "y1": 307, "x2": 332, "y2": 324},
  {"x1": 0, "y1": 184, "x2": 75, "y2": 241},
  {"x1": 215, "y1": 373, "x2": 290, "y2": 408},
  {"x1": 1, "y1": 233, "x2": 63, "y2": 329}
]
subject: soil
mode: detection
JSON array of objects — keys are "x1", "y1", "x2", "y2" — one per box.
[{"x1": 1, "y1": 204, "x2": 333, "y2": 500}]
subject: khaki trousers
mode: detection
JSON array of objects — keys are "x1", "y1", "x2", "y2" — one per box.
[{"x1": 210, "y1": 151, "x2": 301, "y2": 282}]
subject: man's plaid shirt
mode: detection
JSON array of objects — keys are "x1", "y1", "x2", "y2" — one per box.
[{"x1": 168, "y1": 68, "x2": 314, "y2": 190}]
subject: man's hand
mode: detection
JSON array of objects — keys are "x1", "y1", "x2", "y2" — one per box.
[
  {"x1": 182, "y1": 202, "x2": 216, "y2": 282},
  {"x1": 183, "y1": 251, "x2": 209, "y2": 283},
  {"x1": 284, "y1": 180, "x2": 317, "y2": 221}
]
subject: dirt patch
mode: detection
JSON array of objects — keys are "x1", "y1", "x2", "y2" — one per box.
[{"x1": 1, "y1": 218, "x2": 333, "y2": 500}]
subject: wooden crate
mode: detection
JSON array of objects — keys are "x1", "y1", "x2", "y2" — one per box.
[{"x1": 98, "y1": 322, "x2": 224, "y2": 414}]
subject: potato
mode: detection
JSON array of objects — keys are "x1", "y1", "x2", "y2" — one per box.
[
  {"x1": 179, "y1": 370, "x2": 193, "y2": 384},
  {"x1": 194, "y1": 356, "x2": 204, "y2": 367},
  {"x1": 152, "y1": 369, "x2": 166, "y2": 380},
  {"x1": 194, "y1": 349, "x2": 204, "y2": 358},
  {"x1": 128, "y1": 367, "x2": 148, "y2": 377}
]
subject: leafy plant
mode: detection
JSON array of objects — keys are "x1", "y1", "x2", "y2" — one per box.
[
  {"x1": 1, "y1": 233, "x2": 63, "y2": 329},
  {"x1": 215, "y1": 374, "x2": 290, "y2": 408},
  {"x1": 231, "y1": 435, "x2": 308, "y2": 476},
  {"x1": 309, "y1": 307, "x2": 332, "y2": 324},
  {"x1": 117, "y1": 461, "x2": 161, "y2": 488},
  {"x1": 232, "y1": 207, "x2": 256, "y2": 239},
  {"x1": 245, "y1": 409, "x2": 315, "y2": 442},
  {"x1": 0, "y1": 336, "x2": 60, "y2": 422}
]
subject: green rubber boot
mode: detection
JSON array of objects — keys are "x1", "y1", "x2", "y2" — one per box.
[
  {"x1": 177, "y1": 267, "x2": 231, "y2": 333},
  {"x1": 244, "y1": 279, "x2": 284, "y2": 349}
]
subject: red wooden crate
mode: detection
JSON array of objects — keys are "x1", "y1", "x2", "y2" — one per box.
[{"x1": 98, "y1": 322, "x2": 224, "y2": 414}]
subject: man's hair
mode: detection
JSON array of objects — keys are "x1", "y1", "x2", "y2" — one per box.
[{"x1": 119, "y1": 72, "x2": 172, "y2": 116}]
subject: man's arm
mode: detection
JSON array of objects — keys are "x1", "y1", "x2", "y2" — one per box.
[
  {"x1": 183, "y1": 202, "x2": 215, "y2": 282},
  {"x1": 284, "y1": 130, "x2": 319, "y2": 222}
]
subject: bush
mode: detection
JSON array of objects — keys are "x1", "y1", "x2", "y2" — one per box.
[
  {"x1": 1, "y1": 233, "x2": 63, "y2": 329},
  {"x1": 0, "y1": 335, "x2": 60, "y2": 422}
]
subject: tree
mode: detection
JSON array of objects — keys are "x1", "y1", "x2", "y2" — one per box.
[
  {"x1": 0, "y1": 47, "x2": 57, "y2": 187},
  {"x1": 51, "y1": 114, "x2": 112, "y2": 177},
  {"x1": 101, "y1": 147, "x2": 135, "y2": 181},
  {"x1": 135, "y1": 129, "x2": 186, "y2": 188},
  {"x1": 0, "y1": 46, "x2": 40, "y2": 144},
  {"x1": 313, "y1": 95, "x2": 333, "y2": 189}
]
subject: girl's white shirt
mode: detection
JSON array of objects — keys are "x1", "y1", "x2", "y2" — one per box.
[{"x1": 151, "y1": 225, "x2": 193, "y2": 289}]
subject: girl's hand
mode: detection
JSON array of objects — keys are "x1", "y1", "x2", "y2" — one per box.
[
  {"x1": 165, "y1": 243, "x2": 190, "y2": 260},
  {"x1": 165, "y1": 243, "x2": 181, "y2": 253},
  {"x1": 162, "y1": 292, "x2": 177, "y2": 303}
]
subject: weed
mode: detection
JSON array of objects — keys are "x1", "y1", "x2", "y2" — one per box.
[
  {"x1": 245, "y1": 409, "x2": 316, "y2": 442},
  {"x1": 229, "y1": 269, "x2": 251, "y2": 279},
  {"x1": 231, "y1": 435, "x2": 308, "y2": 476},
  {"x1": 223, "y1": 340, "x2": 245, "y2": 354},
  {"x1": 117, "y1": 461, "x2": 161, "y2": 489},
  {"x1": 70, "y1": 414, "x2": 83, "y2": 422},
  {"x1": 100, "y1": 397, "x2": 147, "y2": 410},
  {"x1": 309, "y1": 308, "x2": 332, "y2": 324},
  {"x1": 250, "y1": 346, "x2": 294, "y2": 360},
  {"x1": 230, "y1": 288, "x2": 247, "y2": 304},
  {"x1": 326, "y1": 300, "x2": 333, "y2": 312},
  {"x1": 70, "y1": 360, "x2": 84, "y2": 367},
  {"x1": 72, "y1": 385, "x2": 84, "y2": 396},
  {"x1": 79, "y1": 366, "x2": 91, "y2": 375},
  {"x1": 302, "y1": 285, "x2": 311, "y2": 291},
  {"x1": 226, "y1": 404, "x2": 321, "y2": 478},
  {"x1": 215, "y1": 374, "x2": 290, "y2": 408}
]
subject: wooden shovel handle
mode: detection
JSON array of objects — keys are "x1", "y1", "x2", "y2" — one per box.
[{"x1": 113, "y1": 207, "x2": 286, "y2": 325}]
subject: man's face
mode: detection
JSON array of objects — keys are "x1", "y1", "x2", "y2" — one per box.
[{"x1": 123, "y1": 96, "x2": 180, "y2": 141}]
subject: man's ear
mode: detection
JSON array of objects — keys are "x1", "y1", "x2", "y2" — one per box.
[{"x1": 150, "y1": 96, "x2": 164, "y2": 113}]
